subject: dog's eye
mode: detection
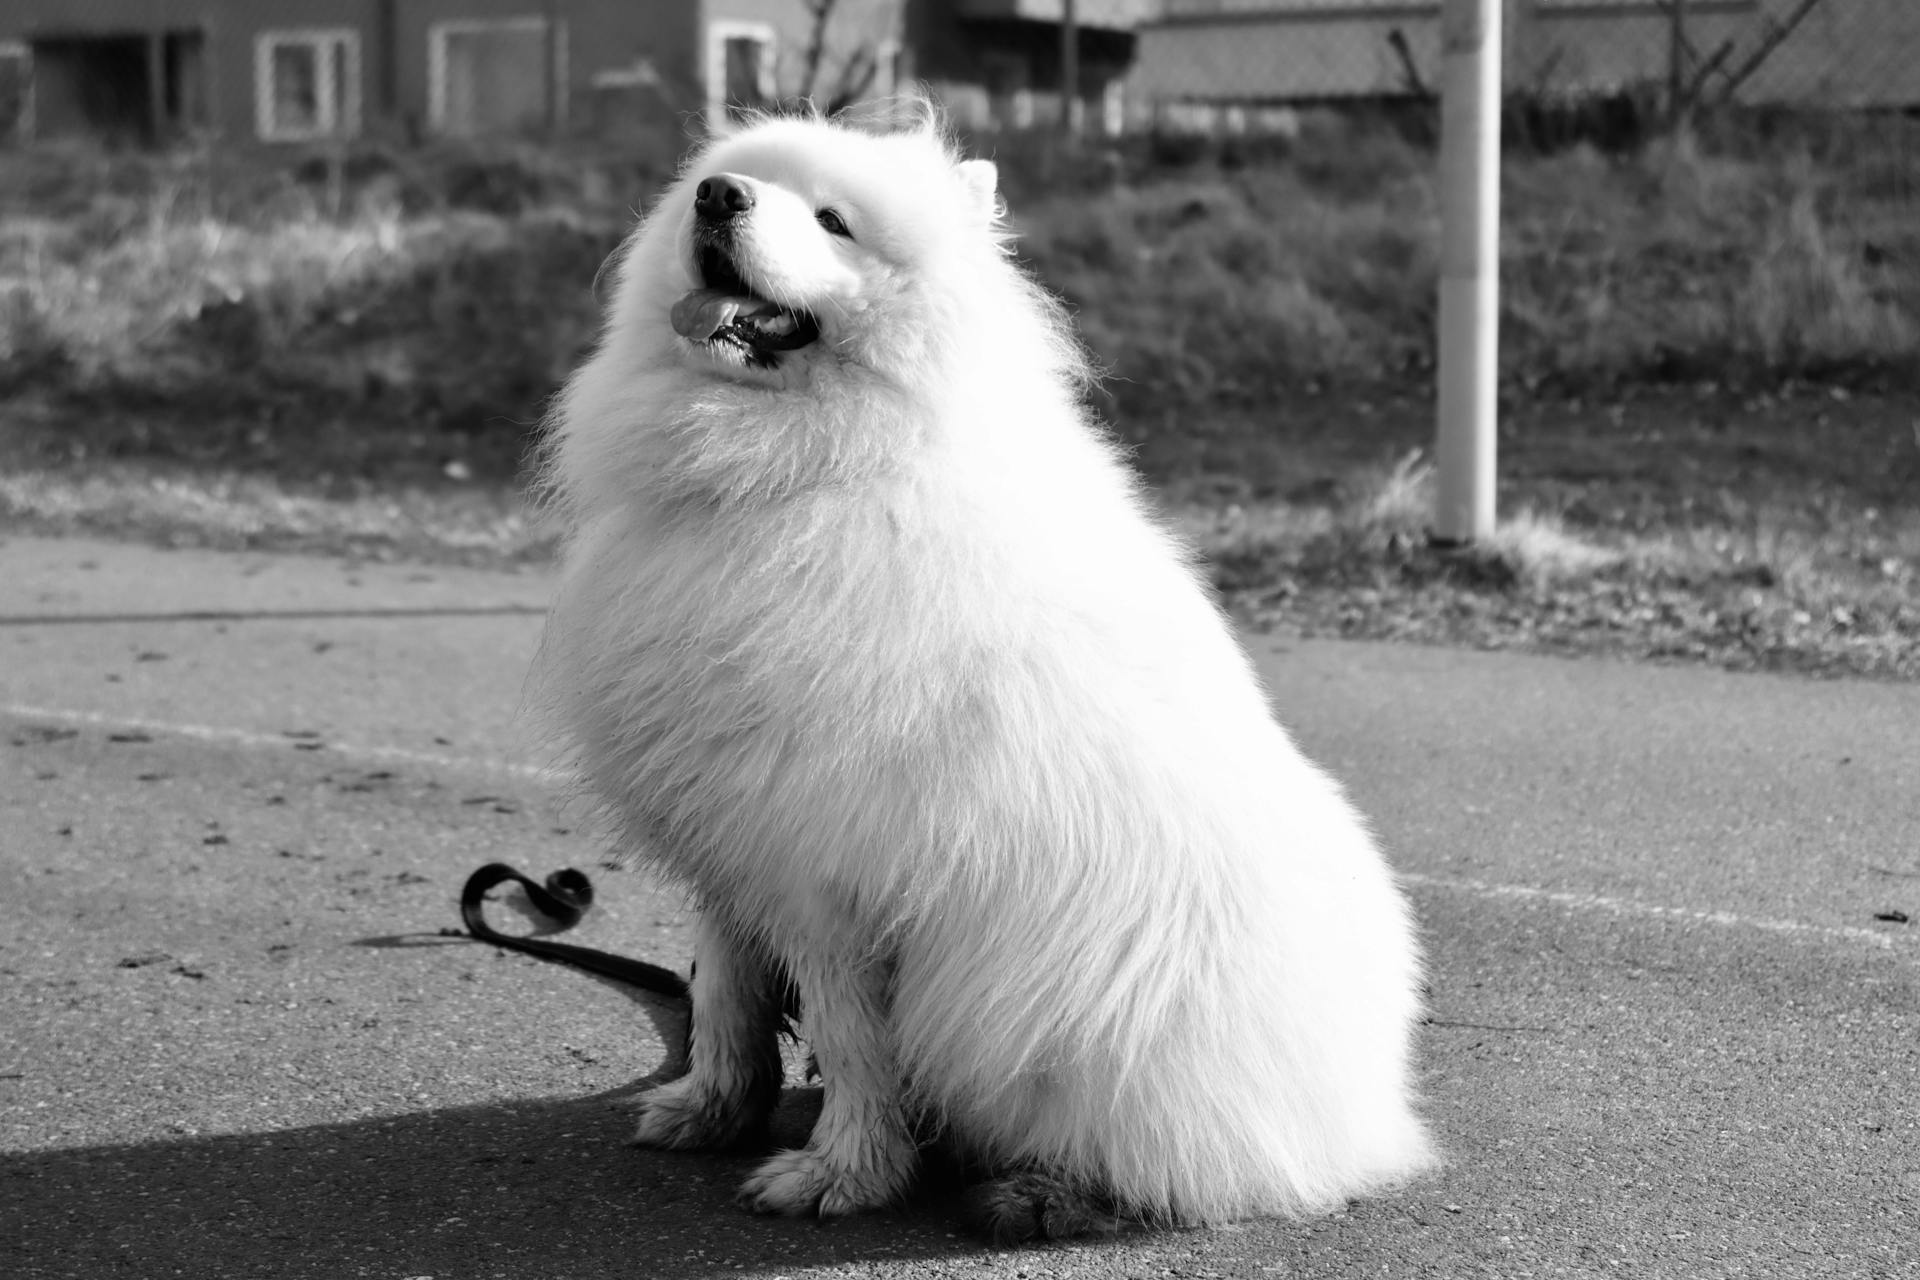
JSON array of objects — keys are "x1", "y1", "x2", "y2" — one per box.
[{"x1": 815, "y1": 208, "x2": 852, "y2": 239}]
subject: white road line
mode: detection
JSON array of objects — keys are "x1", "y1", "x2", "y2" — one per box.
[
  {"x1": 1403, "y1": 872, "x2": 1898, "y2": 951},
  {"x1": 5, "y1": 700, "x2": 1905, "y2": 955},
  {"x1": 1, "y1": 702, "x2": 555, "y2": 782}
]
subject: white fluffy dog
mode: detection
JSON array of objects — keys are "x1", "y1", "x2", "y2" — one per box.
[{"x1": 531, "y1": 103, "x2": 1434, "y2": 1240}]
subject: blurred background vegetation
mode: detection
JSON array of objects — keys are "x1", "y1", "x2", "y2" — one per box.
[
  {"x1": 1, "y1": 104, "x2": 1917, "y2": 677},
  {"x1": 2, "y1": 108, "x2": 1915, "y2": 487}
]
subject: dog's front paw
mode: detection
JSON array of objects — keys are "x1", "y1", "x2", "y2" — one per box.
[
  {"x1": 629, "y1": 1075, "x2": 767, "y2": 1151},
  {"x1": 737, "y1": 1146, "x2": 909, "y2": 1218}
]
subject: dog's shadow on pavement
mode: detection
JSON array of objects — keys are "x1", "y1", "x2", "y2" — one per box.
[
  {"x1": 6, "y1": 1085, "x2": 1014, "y2": 1278},
  {"x1": 351, "y1": 926, "x2": 701, "y2": 1081}
]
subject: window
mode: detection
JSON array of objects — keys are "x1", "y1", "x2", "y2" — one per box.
[
  {"x1": 255, "y1": 29, "x2": 360, "y2": 141},
  {"x1": 706, "y1": 21, "x2": 776, "y2": 127},
  {"x1": 978, "y1": 49, "x2": 1031, "y2": 130},
  {"x1": 428, "y1": 17, "x2": 566, "y2": 137},
  {"x1": 0, "y1": 42, "x2": 30, "y2": 142}
]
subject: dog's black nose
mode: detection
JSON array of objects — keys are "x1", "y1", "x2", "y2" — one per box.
[{"x1": 694, "y1": 175, "x2": 755, "y2": 223}]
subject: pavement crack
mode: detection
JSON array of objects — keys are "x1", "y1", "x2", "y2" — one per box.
[{"x1": 1423, "y1": 1018, "x2": 1554, "y2": 1034}]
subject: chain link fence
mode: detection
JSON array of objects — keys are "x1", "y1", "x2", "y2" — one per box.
[{"x1": 1123, "y1": 0, "x2": 1920, "y2": 129}]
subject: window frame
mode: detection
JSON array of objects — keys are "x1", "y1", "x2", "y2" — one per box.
[
  {"x1": 254, "y1": 27, "x2": 361, "y2": 142},
  {"x1": 426, "y1": 15, "x2": 568, "y2": 136},
  {"x1": 706, "y1": 20, "x2": 777, "y2": 130}
]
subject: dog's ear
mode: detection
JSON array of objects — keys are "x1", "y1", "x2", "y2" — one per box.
[{"x1": 954, "y1": 160, "x2": 1000, "y2": 226}]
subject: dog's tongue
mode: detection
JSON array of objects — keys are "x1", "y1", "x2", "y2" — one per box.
[{"x1": 671, "y1": 289, "x2": 775, "y2": 341}]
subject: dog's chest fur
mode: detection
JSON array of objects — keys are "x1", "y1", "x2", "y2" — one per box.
[{"x1": 543, "y1": 474, "x2": 1015, "y2": 922}]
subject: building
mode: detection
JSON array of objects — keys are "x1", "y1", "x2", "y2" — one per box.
[
  {"x1": 0, "y1": 0, "x2": 906, "y2": 148},
  {"x1": 909, "y1": 0, "x2": 1156, "y2": 132},
  {"x1": 11, "y1": 0, "x2": 1909, "y2": 149}
]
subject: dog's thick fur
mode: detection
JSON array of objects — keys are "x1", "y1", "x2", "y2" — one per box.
[{"x1": 531, "y1": 105, "x2": 1435, "y2": 1238}]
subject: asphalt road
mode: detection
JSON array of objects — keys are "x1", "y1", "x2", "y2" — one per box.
[{"x1": 2, "y1": 534, "x2": 1916, "y2": 1280}]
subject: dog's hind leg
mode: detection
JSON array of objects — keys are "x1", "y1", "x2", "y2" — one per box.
[
  {"x1": 962, "y1": 1170, "x2": 1130, "y2": 1244},
  {"x1": 631, "y1": 911, "x2": 783, "y2": 1150},
  {"x1": 738, "y1": 953, "x2": 918, "y2": 1217}
]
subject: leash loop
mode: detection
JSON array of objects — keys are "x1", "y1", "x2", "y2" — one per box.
[{"x1": 457, "y1": 861, "x2": 690, "y2": 999}]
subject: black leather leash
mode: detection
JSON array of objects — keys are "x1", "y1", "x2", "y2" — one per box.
[{"x1": 457, "y1": 862, "x2": 690, "y2": 999}]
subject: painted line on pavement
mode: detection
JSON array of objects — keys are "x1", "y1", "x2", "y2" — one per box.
[
  {"x1": 6, "y1": 701, "x2": 1905, "y2": 956},
  {"x1": 0, "y1": 605, "x2": 547, "y2": 627},
  {"x1": 2, "y1": 702, "x2": 555, "y2": 782},
  {"x1": 1403, "y1": 872, "x2": 1898, "y2": 952}
]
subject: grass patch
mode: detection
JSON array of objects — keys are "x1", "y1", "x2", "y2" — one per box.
[
  {"x1": 0, "y1": 462, "x2": 552, "y2": 566},
  {"x1": 0, "y1": 180, "x2": 618, "y2": 451},
  {"x1": 4, "y1": 117, "x2": 1917, "y2": 474},
  {"x1": 1018, "y1": 124, "x2": 1917, "y2": 444},
  {"x1": 0, "y1": 141, "x2": 649, "y2": 493},
  {"x1": 1182, "y1": 442, "x2": 1920, "y2": 681}
]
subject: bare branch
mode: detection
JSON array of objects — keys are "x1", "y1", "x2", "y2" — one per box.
[
  {"x1": 1714, "y1": 0, "x2": 1826, "y2": 105},
  {"x1": 1653, "y1": 0, "x2": 1703, "y2": 65},
  {"x1": 1524, "y1": 45, "x2": 1566, "y2": 99},
  {"x1": 798, "y1": 0, "x2": 836, "y2": 101},
  {"x1": 825, "y1": 45, "x2": 879, "y2": 117},
  {"x1": 1684, "y1": 38, "x2": 1736, "y2": 106},
  {"x1": 1386, "y1": 28, "x2": 1431, "y2": 100}
]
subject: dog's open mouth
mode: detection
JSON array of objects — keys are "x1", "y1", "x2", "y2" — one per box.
[{"x1": 671, "y1": 244, "x2": 821, "y2": 366}]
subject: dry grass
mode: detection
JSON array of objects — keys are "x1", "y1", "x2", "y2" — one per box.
[
  {"x1": 1018, "y1": 123, "x2": 1917, "y2": 437},
  {"x1": 6, "y1": 199, "x2": 408, "y2": 383},
  {"x1": 0, "y1": 462, "x2": 551, "y2": 565},
  {"x1": 4, "y1": 116, "x2": 1916, "y2": 461},
  {"x1": 1186, "y1": 453, "x2": 1622, "y2": 591},
  {"x1": 1738, "y1": 188, "x2": 1913, "y2": 367},
  {"x1": 1173, "y1": 442, "x2": 1920, "y2": 681},
  {"x1": 1187, "y1": 453, "x2": 1621, "y2": 591},
  {"x1": 0, "y1": 146, "x2": 621, "y2": 446}
]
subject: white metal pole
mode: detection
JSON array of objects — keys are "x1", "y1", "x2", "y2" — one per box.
[{"x1": 1434, "y1": 0, "x2": 1502, "y2": 544}]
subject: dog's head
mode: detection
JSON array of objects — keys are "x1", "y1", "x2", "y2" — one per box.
[
  {"x1": 547, "y1": 104, "x2": 1090, "y2": 515},
  {"x1": 627, "y1": 111, "x2": 1004, "y2": 385}
]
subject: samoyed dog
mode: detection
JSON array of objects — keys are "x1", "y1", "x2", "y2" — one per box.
[{"x1": 531, "y1": 103, "x2": 1434, "y2": 1240}]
